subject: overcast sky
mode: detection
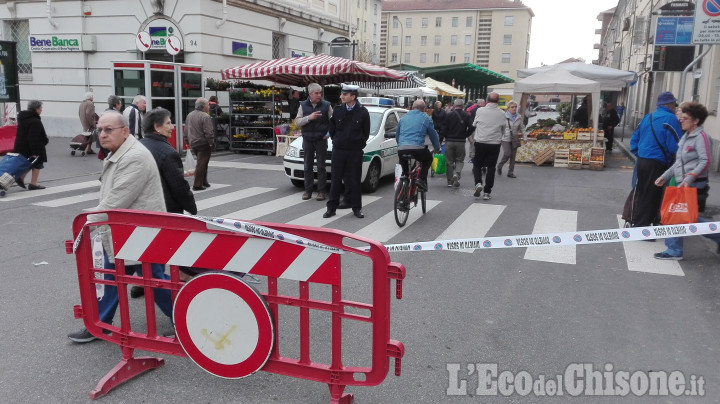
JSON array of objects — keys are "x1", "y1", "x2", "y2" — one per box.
[{"x1": 522, "y1": 0, "x2": 620, "y2": 67}]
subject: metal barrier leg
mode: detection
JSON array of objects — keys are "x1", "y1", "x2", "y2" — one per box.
[
  {"x1": 328, "y1": 383, "x2": 353, "y2": 404},
  {"x1": 89, "y1": 347, "x2": 165, "y2": 399}
]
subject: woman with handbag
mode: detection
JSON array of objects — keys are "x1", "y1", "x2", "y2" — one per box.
[
  {"x1": 496, "y1": 100, "x2": 526, "y2": 178},
  {"x1": 653, "y1": 102, "x2": 716, "y2": 260}
]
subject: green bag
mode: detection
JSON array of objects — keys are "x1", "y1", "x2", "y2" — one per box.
[
  {"x1": 432, "y1": 154, "x2": 446, "y2": 174},
  {"x1": 669, "y1": 177, "x2": 676, "y2": 187}
]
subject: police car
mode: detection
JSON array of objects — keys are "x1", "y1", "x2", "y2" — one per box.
[{"x1": 283, "y1": 98, "x2": 407, "y2": 193}]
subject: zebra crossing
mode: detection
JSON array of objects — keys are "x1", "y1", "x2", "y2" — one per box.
[{"x1": 4, "y1": 180, "x2": 686, "y2": 276}]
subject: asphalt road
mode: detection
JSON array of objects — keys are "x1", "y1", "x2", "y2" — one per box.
[{"x1": 1, "y1": 137, "x2": 719, "y2": 403}]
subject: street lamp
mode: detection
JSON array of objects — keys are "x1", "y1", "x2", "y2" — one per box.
[{"x1": 392, "y1": 16, "x2": 403, "y2": 69}]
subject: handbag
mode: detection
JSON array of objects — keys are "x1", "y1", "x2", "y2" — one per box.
[
  {"x1": 431, "y1": 153, "x2": 446, "y2": 174},
  {"x1": 507, "y1": 118, "x2": 521, "y2": 148},
  {"x1": 621, "y1": 187, "x2": 638, "y2": 226},
  {"x1": 660, "y1": 186, "x2": 698, "y2": 225}
]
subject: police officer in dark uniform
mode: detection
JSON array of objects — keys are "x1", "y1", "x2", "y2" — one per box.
[
  {"x1": 295, "y1": 83, "x2": 332, "y2": 201},
  {"x1": 323, "y1": 84, "x2": 370, "y2": 219}
]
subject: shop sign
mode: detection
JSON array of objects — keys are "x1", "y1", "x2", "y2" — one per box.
[
  {"x1": 693, "y1": 0, "x2": 720, "y2": 43},
  {"x1": 0, "y1": 41, "x2": 19, "y2": 103},
  {"x1": 231, "y1": 41, "x2": 254, "y2": 57},
  {"x1": 143, "y1": 18, "x2": 183, "y2": 50},
  {"x1": 291, "y1": 50, "x2": 312, "y2": 57},
  {"x1": 28, "y1": 35, "x2": 82, "y2": 51},
  {"x1": 656, "y1": 17, "x2": 694, "y2": 45}
]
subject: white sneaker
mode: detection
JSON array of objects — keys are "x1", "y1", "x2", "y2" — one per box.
[
  {"x1": 452, "y1": 174, "x2": 460, "y2": 188},
  {"x1": 474, "y1": 183, "x2": 483, "y2": 197},
  {"x1": 482, "y1": 193, "x2": 491, "y2": 200}
]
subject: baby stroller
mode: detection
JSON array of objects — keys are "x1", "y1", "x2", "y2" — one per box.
[
  {"x1": 0, "y1": 153, "x2": 37, "y2": 197},
  {"x1": 69, "y1": 131, "x2": 94, "y2": 156}
]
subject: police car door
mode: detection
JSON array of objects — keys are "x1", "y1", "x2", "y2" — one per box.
[{"x1": 381, "y1": 110, "x2": 402, "y2": 176}]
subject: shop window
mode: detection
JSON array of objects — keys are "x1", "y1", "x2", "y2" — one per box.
[
  {"x1": 6, "y1": 20, "x2": 31, "y2": 75},
  {"x1": 272, "y1": 33, "x2": 286, "y2": 58}
]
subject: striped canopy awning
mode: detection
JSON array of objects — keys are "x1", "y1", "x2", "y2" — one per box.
[{"x1": 221, "y1": 54, "x2": 409, "y2": 86}]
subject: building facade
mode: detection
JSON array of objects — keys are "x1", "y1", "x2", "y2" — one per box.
[
  {"x1": 596, "y1": 0, "x2": 720, "y2": 170},
  {"x1": 0, "y1": 0, "x2": 352, "y2": 136},
  {"x1": 380, "y1": 0, "x2": 533, "y2": 93},
  {"x1": 348, "y1": 0, "x2": 383, "y2": 64}
]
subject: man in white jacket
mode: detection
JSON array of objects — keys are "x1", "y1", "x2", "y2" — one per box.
[
  {"x1": 471, "y1": 92, "x2": 507, "y2": 200},
  {"x1": 67, "y1": 110, "x2": 171, "y2": 343}
]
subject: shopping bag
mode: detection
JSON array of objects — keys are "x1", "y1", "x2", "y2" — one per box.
[
  {"x1": 621, "y1": 187, "x2": 637, "y2": 226},
  {"x1": 184, "y1": 149, "x2": 196, "y2": 177},
  {"x1": 431, "y1": 153, "x2": 446, "y2": 175},
  {"x1": 394, "y1": 163, "x2": 402, "y2": 190},
  {"x1": 660, "y1": 186, "x2": 698, "y2": 225}
]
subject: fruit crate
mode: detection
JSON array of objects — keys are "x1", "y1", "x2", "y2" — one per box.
[
  {"x1": 554, "y1": 148, "x2": 569, "y2": 168},
  {"x1": 588, "y1": 147, "x2": 605, "y2": 171},
  {"x1": 533, "y1": 147, "x2": 555, "y2": 166}
]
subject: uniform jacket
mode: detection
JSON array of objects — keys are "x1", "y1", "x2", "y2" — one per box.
[
  {"x1": 139, "y1": 133, "x2": 197, "y2": 215},
  {"x1": 660, "y1": 127, "x2": 712, "y2": 185},
  {"x1": 14, "y1": 110, "x2": 49, "y2": 163},
  {"x1": 472, "y1": 103, "x2": 507, "y2": 145},
  {"x1": 396, "y1": 109, "x2": 441, "y2": 151},
  {"x1": 87, "y1": 135, "x2": 166, "y2": 262},
  {"x1": 630, "y1": 106, "x2": 682, "y2": 165},
  {"x1": 328, "y1": 101, "x2": 370, "y2": 150},
  {"x1": 185, "y1": 109, "x2": 215, "y2": 148},
  {"x1": 442, "y1": 107, "x2": 473, "y2": 143},
  {"x1": 78, "y1": 99, "x2": 97, "y2": 132}
]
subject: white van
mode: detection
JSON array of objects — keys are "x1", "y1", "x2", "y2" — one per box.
[{"x1": 282, "y1": 105, "x2": 408, "y2": 193}]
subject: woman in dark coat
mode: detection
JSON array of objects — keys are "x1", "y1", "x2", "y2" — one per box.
[{"x1": 13, "y1": 100, "x2": 49, "y2": 190}]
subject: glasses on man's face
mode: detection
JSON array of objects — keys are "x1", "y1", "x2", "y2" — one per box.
[{"x1": 98, "y1": 126, "x2": 125, "y2": 134}]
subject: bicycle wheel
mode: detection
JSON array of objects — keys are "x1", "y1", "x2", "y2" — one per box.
[
  {"x1": 420, "y1": 189, "x2": 426, "y2": 214},
  {"x1": 394, "y1": 180, "x2": 410, "y2": 227}
]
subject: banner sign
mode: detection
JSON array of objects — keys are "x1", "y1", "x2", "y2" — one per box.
[
  {"x1": 656, "y1": 17, "x2": 694, "y2": 45},
  {"x1": 0, "y1": 41, "x2": 18, "y2": 103},
  {"x1": 29, "y1": 35, "x2": 82, "y2": 51}
]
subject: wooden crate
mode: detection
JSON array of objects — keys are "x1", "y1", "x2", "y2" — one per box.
[
  {"x1": 533, "y1": 147, "x2": 555, "y2": 166},
  {"x1": 588, "y1": 147, "x2": 605, "y2": 170}
]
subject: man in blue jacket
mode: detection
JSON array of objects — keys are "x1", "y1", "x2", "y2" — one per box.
[
  {"x1": 396, "y1": 99, "x2": 441, "y2": 191},
  {"x1": 629, "y1": 92, "x2": 682, "y2": 228}
]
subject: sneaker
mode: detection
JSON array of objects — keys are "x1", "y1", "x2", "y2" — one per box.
[
  {"x1": 447, "y1": 180, "x2": 453, "y2": 187},
  {"x1": 67, "y1": 327, "x2": 111, "y2": 343},
  {"x1": 654, "y1": 252, "x2": 682, "y2": 260},
  {"x1": 474, "y1": 183, "x2": 483, "y2": 198},
  {"x1": 483, "y1": 193, "x2": 492, "y2": 200},
  {"x1": 452, "y1": 175, "x2": 460, "y2": 188}
]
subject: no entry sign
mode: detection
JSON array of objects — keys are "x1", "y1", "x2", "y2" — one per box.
[{"x1": 173, "y1": 272, "x2": 274, "y2": 379}]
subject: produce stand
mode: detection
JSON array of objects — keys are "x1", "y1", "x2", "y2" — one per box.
[{"x1": 517, "y1": 128, "x2": 604, "y2": 165}]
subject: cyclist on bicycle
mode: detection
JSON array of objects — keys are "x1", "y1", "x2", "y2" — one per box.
[{"x1": 396, "y1": 100, "x2": 441, "y2": 191}]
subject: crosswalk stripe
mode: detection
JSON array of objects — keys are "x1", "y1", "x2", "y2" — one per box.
[
  {"x1": 524, "y1": 208, "x2": 578, "y2": 264},
  {"x1": 196, "y1": 187, "x2": 275, "y2": 211},
  {"x1": 287, "y1": 196, "x2": 382, "y2": 226},
  {"x1": 437, "y1": 204, "x2": 506, "y2": 253},
  {"x1": 222, "y1": 192, "x2": 306, "y2": 220},
  {"x1": 616, "y1": 215, "x2": 684, "y2": 276},
  {"x1": 0, "y1": 180, "x2": 99, "y2": 202},
  {"x1": 209, "y1": 161, "x2": 284, "y2": 171},
  {"x1": 355, "y1": 200, "x2": 442, "y2": 243},
  {"x1": 33, "y1": 192, "x2": 98, "y2": 207}
]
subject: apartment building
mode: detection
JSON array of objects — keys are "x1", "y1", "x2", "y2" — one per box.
[
  {"x1": 348, "y1": 0, "x2": 383, "y2": 63},
  {"x1": 380, "y1": 0, "x2": 533, "y2": 92},
  {"x1": 596, "y1": 0, "x2": 719, "y2": 170}
]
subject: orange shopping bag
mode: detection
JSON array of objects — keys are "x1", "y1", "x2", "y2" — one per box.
[{"x1": 660, "y1": 186, "x2": 698, "y2": 225}]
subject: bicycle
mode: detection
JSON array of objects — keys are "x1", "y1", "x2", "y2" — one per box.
[{"x1": 394, "y1": 154, "x2": 427, "y2": 227}]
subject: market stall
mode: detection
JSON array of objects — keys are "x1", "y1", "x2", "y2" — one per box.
[
  {"x1": 513, "y1": 66, "x2": 603, "y2": 166},
  {"x1": 423, "y1": 77, "x2": 465, "y2": 97}
]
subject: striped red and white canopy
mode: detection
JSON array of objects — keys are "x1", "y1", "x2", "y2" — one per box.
[{"x1": 221, "y1": 54, "x2": 409, "y2": 86}]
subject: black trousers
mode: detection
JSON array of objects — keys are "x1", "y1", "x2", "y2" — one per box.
[
  {"x1": 398, "y1": 147, "x2": 433, "y2": 181},
  {"x1": 472, "y1": 143, "x2": 501, "y2": 194},
  {"x1": 327, "y1": 148, "x2": 363, "y2": 211},
  {"x1": 634, "y1": 157, "x2": 668, "y2": 227},
  {"x1": 604, "y1": 126, "x2": 615, "y2": 151},
  {"x1": 302, "y1": 137, "x2": 327, "y2": 193}
]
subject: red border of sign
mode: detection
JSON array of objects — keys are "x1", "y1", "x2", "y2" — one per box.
[{"x1": 173, "y1": 272, "x2": 274, "y2": 379}]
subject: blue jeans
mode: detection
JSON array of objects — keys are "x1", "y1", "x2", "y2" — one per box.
[
  {"x1": 97, "y1": 254, "x2": 173, "y2": 324},
  {"x1": 663, "y1": 181, "x2": 719, "y2": 257}
]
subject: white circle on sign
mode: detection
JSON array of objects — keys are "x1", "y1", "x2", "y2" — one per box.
[
  {"x1": 136, "y1": 31, "x2": 151, "y2": 52},
  {"x1": 166, "y1": 35, "x2": 182, "y2": 55},
  {"x1": 186, "y1": 288, "x2": 259, "y2": 365},
  {"x1": 174, "y1": 272, "x2": 274, "y2": 379}
]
